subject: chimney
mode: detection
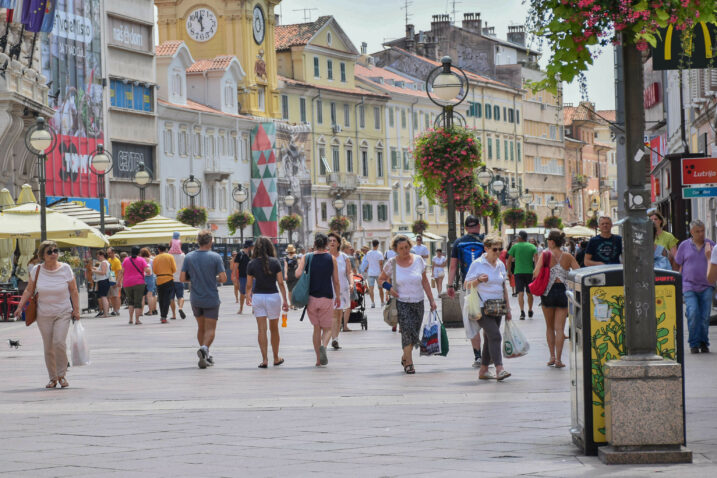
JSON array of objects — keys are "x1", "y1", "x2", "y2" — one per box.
[
  {"x1": 405, "y1": 24, "x2": 416, "y2": 53},
  {"x1": 462, "y1": 12, "x2": 482, "y2": 34},
  {"x1": 424, "y1": 38, "x2": 438, "y2": 61},
  {"x1": 361, "y1": 42, "x2": 367, "y2": 55},
  {"x1": 482, "y1": 23, "x2": 495, "y2": 36},
  {"x1": 507, "y1": 25, "x2": 526, "y2": 46},
  {"x1": 431, "y1": 14, "x2": 451, "y2": 33},
  {"x1": 406, "y1": 24, "x2": 415, "y2": 39}
]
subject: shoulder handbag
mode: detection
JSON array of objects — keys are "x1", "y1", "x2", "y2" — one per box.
[
  {"x1": 528, "y1": 250, "x2": 552, "y2": 297},
  {"x1": 383, "y1": 258, "x2": 399, "y2": 327},
  {"x1": 292, "y1": 253, "x2": 313, "y2": 310},
  {"x1": 25, "y1": 265, "x2": 41, "y2": 326}
]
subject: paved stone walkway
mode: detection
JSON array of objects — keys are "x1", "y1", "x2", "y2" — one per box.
[{"x1": 1, "y1": 286, "x2": 716, "y2": 477}]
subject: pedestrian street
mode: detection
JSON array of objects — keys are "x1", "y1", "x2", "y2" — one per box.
[{"x1": 2, "y1": 287, "x2": 717, "y2": 477}]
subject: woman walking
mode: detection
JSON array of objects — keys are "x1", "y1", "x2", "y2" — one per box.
[
  {"x1": 14, "y1": 241, "x2": 81, "y2": 388},
  {"x1": 431, "y1": 249, "x2": 447, "y2": 294},
  {"x1": 378, "y1": 235, "x2": 437, "y2": 374},
  {"x1": 341, "y1": 241, "x2": 357, "y2": 331},
  {"x1": 534, "y1": 229, "x2": 579, "y2": 368},
  {"x1": 294, "y1": 233, "x2": 341, "y2": 366},
  {"x1": 283, "y1": 244, "x2": 300, "y2": 309},
  {"x1": 140, "y1": 248, "x2": 157, "y2": 316},
  {"x1": 122, "y1": 246, "x2": 151, "y2": 325},
  {"x1": 328, "y1": 233, "x2": 353, "y2": 348},
  {"x1": 231, "y1": 250, "x2": 240, "y2": 303},
  {"x1": 464, "y1": 236, "x2": 513, "y2": 381},
  {"x1": 246, "y1": 237, "x2": 289, "y2": 368},
  {"x1": 92, "y1": 250, "x2": 111, "y2": 318},
  {"x1": 650, "y1": 210, "x2": 679, "y2": 269}
]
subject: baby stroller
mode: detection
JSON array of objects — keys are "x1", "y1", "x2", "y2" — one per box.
[{"x1": 348, "y1": 273, "x2": 368, "y2": 330}]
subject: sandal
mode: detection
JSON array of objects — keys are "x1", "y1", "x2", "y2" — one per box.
[
  {"x1": 496, "y1": 370, "x2": 511, "y2": 381},
  {"x1": 401, "y1": 357, "x2": 406, "y2": 367},
  {"x1": 128, "y1": 320, "x2": 134, "y2": 324},
  {"x1": 258, "y1": 363, "x2": 268, "y2": 368},
  {"x1": 135, "y1": 320, "x2": 142, "y2": 325},
  {"x1": 554, "y1": 361, "x2": 566, "y2": 368},
  {"x1": 479, "y1": 373, "x2": 496, "y2": 380},
  {"x1": 547, "y1": 358, "x2": 556, "y2": 366},
  {"x1": 404, "y1": 364, "x2": 415, "y2": 374},
  {"x1": 58, "y1": 376, "x2": 69, "y2": 388},
  {"x1": 45, "y1": 379, "x2": 58, "y2": 389},
  {"x1": 273, "y1": 358, "x2": 284, "y2": 366}
]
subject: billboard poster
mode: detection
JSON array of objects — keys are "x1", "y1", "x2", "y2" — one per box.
[
  {"x1": 250, "y1": 122, "x2": 278, "y2": 240},
  {"x1": 41, "y1": 0, "x2": 103, "y2": 199}
]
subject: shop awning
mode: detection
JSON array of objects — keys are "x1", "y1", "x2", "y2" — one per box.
[
  {"x1": 564, "y1": 225, "x2": 597, "y2": 238},
  {"x1": 50, "y1": 202, "x2": 125, "y2": 233},
  {"x1": 109, "y1": 215, "x2": 200, "y2": 246}
]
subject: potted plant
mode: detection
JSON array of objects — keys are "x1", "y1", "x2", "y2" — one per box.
[
  {"x1": 329, "y1": 216, "x2": 351, "y2": 234},
  {"x1": 177, "y1": 207, "x2": 208, "y2": 227},
  {"x1": 503, "y1": 207, "x2": 526, "y2": 228},
  {"x1": 524, "y1": 210, "x2": 538, "y2": 228},
  {"x1": 228, "y1": 210, "x2": 256, "y2": 235},
  {"x1": 124, "y1": 200, "x2": 160, "y2": 227},
  {"x1": 543, "y1": 215, "x2": 564, "y2": 230},
  {"x1": 412, "y1": 219, "x2": 429, "y2": 235}
]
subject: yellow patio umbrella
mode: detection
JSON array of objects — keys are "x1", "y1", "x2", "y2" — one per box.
[
  {"x1": 109, "y1": 215, "x2": 200, "y2": 246},
  {"x1": 564, "y1": 225, "x2": 597, "y2": 238},
  {"x1": 0, "y1": 188, "x2": 16, "y2": 282}
]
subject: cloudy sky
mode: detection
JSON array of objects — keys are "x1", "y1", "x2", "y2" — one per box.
[{"x1": 279, "y1": 0, "x2": 616, "y2": 110}]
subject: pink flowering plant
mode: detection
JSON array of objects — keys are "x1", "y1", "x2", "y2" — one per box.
[
  {"x1": 544, "y1": 215, "x2": 565, "y2": 230},
  {"x1": 177, "y1": 207, "x2": 208, "y2": 227},
  {"x1": 413, "y1": 127, "x2": 483, "y2": 209},
  {"x1": 525, "y1": 210, "x2": 538, "y2": 228},
  {"x1": 329, "y1": 216, "x2": 351, "y2": 233},
  {"x1": 503, "y1": 208, "x2": 526, "y2": 228},
  {"x1": 527, "y1": 0, "x2": 717, "y2": 91},
  {"x1": 469, "y1": 187, "x2": 502, "y2": 222},
  {"x1": 228, "y1": 211, "x2": 255, "y2": 235},
  {"x1": 124, "y1": 200, "x2": 160, "y2": 227}
]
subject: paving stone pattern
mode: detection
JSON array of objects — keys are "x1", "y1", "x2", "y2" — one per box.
[{"x1": 1, "y1": 287, "x2": 716, "y2": 477}]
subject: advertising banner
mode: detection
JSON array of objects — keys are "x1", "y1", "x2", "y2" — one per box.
[
  {"x1": 250, "y1": 123, "x2": 277, "y2": 240},
  {"x1": 41, "y1": 0, "x2": 103, "y2": 199}
]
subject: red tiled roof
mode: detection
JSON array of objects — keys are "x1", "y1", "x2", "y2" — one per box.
[
  {"x1": 158, "y1": 99, "x2": 252, "y2": 119},
  {"x1": 597, "y1": 110, "x2": 616, "y2": 122},
  {"x1": 354, "y1": 63, "x2": 427, "y2": 98},
  {"x1": 187, "y1": 56, "x2": 235, "y2": 73},
  {"x1": 278, "y1": 75, "x2": 388, "y2": 99},
  {"x1": 564, "y1": 103, "x2": 613, "y2": 126},
  {"x1": 155, "y1": 40, "x2": 183, "y2": 57},
  {"x1": 275, "y1": 16, "x2": 332, "y2": 51}
]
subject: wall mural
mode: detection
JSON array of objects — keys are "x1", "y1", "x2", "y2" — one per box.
[{"x1": 250, "y1": 122, "x2": 278, "y2": 240}]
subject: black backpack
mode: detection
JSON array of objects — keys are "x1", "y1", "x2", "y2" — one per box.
[{"x1": 286, "y1": 257, "x2": 299, "y2": 282}]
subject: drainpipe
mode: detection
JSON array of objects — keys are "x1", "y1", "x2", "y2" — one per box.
[
  {"x1": 311, "y1": 89, "x2": 321, "y2": 229},
  {"x1": 355, "y1": 96, "x2": 364, "y2": 234},
  {"x1": 409, "y1": 96, "x2": 419, "y2": 227}
]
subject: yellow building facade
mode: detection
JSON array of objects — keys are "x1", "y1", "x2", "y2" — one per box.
[{"x1": 155, "y1": 0, "x2": 282, "y2": 118}]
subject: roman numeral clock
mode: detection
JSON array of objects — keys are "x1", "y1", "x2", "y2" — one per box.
[{"x1": 252, "y1": 4, "x2": 265, "y2": 45}]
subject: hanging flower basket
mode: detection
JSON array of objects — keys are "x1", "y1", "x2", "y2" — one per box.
[
  {"x1": 279, "y1": 214, "x2": 302, "y2": 234},
  {"x1": 228, "y1": 210, "x2": 255, "y2": 235},
  {"x1": 524, "y1": 211, "x2": 538, "y2": 228},
  {"x1": 412, "y1": 219, "x2": 429, "y2": 235},
  {"x1": 503, "y1": 208, "x2": 526, "y2": 228},
  {"x1": 587, "y1": 216, "x2": 598, "y2": 229},
  {"x1": 124, "y1": 200, "x2": 160, "y2": 227},
  {"x1": 543, "y1": 215, "x2": 564, "y2": 230},
  {"x1": 177, "y1": 207, "x2": 208, "y2": 227},
  {"x1": 329, "y1": 216, "x2": 351, "y2": 233}
]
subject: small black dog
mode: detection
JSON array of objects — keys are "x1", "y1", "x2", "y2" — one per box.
[{"x1": 8, "y1": 339, "x2": 20, "y2": 349}]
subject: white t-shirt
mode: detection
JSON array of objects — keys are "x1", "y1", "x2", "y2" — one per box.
[
  {"x1": 711, "y1": 246, "x2": 717, "y2": 264},
  {"x1": 364, "y1": 249, "x2": 383, "y2": 276},
  {"x1": 383, "y1": 254, "x2": 426, "y2": 303},
  {"x1": 411, "y1": 244, "x2": 430, "y2": 258},
  {"x1": 385, "y1": 249, "x2": 397, "y2": 260},
  {"x1": 465, "y1": 256, "x2": 507, "y2": 301},
  {"x1": 171, "y1": 253, "x2": 185, "y2": 282},
  {"x1": 94, "y1": 260, "x2": 110, "y2": 281},
  {"x1": 432, "y1": 255, "x2": 447, "y2": 276},
  {"x1": 31, "y1": 263, "x2": 74, "y2": 318},
  {"x1": 335, "y1": 252, "x2": 349, "y2": 291}
]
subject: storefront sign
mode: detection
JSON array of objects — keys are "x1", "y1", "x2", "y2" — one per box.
[
  {"x1": 683, "y1": 186, "x2": 717, "y2": 198},
  {"x1": 644, "y1": 82, "x2": 660, "y2": 109},
  {"x1": 107, "y1": 16, "x2": 152, "y2": 53},
  {"x1": 682, "y1": 157, "x2": 717, "y2": 186},
  {"x1": 111, "y1": 142, "x2": 154, "y2": 179}
]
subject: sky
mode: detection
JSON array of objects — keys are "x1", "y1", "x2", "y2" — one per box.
[{"x1": 278, "y1": 0, "x2": 617, "y2": 110}]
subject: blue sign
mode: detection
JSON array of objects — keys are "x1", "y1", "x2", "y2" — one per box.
[
  {"x1": 682, "y1": 187, "x2": 717, "y2": 198},
  {"x1": 46, "y1": 196, "x2": 109, "y2": 212}
]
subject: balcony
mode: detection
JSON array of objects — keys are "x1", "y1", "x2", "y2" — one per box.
[
  {"x1": 328, "y1": 172, "x2": 358, "y2": 195},
  {"x1": 599, "y1": 178, "x2": 610, "y2": 192},
  {"x1": 572, "y1": 175, "x2": 587, "y2": 191}
]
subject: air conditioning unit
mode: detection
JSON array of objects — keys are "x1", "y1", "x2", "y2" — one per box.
[{"x1": 332, "y1": 124, "x2": 342, "y2": 134}]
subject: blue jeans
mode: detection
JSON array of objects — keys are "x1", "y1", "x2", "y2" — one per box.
[{"x1": 684, "y1": 287, "x2": 714, "y2": 348}]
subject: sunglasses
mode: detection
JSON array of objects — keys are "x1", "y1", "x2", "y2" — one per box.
[
  {"x1": 491, "y1": 247, "x2": 503, "y2": 252},
  {"x1": 46, "y1": 248, "x2": 60, "y2": 255}
]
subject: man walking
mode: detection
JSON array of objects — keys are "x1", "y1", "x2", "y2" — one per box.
[
  {"x1": 446, "y1": 215, "x2": 484, "y2": 368},
  {"x1": 169, "y1": 236, "x2": 186, "y2": 320},
  {"x1": 584, "y1": 216, "x2": 622, "y2": 266},
  {"x1": 235, "y1": 240, "x2": 253, "y2": 314},
  {"x1": 153, "y1": 244, "x2": 176, "y2": 323},
  {"x1": 411, "y1": 235, "x2": 430, "y2": 260},
  {"x1": 181, "y1": 230, "x2": 227, "y2": 368},
  {"x1": 675, "y1": 220, "x2": 714, "y2": 354},
  {"x1": 507, "y1": 230, "x2": 537, "y2": 319},
  {"x1": 107, "y1": 247, "x2": 122, "y2": 316},
  {"x1": 361, "y1": 239, "x2": 384, "y2": 308}
]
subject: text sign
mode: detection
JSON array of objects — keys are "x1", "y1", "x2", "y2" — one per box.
[
  {"x1": 111, "y1": 142, "x2": 154, "y2": 179},
  {"x1": 681, "y1": 157, "x2": 717, "y2": 186},
  {"x1": 107, "y1": 16, "x2": 152, "y2": 53},
  {"x1": 683, "y1": 187, "x2": 717, "y2": 199}
]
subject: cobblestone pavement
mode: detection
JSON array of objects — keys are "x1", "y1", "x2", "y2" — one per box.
[{"x1": 1, "y1": 285, "x2": 716, "y2": 477}]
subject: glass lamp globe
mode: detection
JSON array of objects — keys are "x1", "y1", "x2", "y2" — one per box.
[
  {"x1": 134, "y1": 169, "x2": 151, "y2": 187},
  {"x1": 91, "y1": 149, "x2": 111, "y2": 174},
  {"x1": 477, "y1": 169, "x2": 492, "y2": 187},
  {"x1": 432, "y1": 72, "x2": 462, "y2": 101},
  {"x1": 416, "y1": 201, "x2": 427, "y2": 215},
  {"x1": 284, "y1": 194, "x2": 296, "y2": 207},
  {"x1": 232, "y1": 186, "x2": 248, "y2": 204},
  {"x1": 492, "y1": 178, "x2": 505, "y2": 193},
  {"x1": 333, "y1": 197, "x2": 345, "y2": 211},
  {"x1": 184, "y1": 177, "x2": 201, "y2": 197},
  {"x1": 30, "y1": 128, "x2": 52, "y2": 153},
  {"x1": 508, "y1": 186, "x2": 520, "y2": 200}
]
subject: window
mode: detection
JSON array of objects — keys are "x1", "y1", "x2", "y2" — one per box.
[
  {"x1": 424, "y1": 113, "x2": 429, "y2": 129},
  {"x1": 313, "y1": 57, "x2": 320, "y2": 77},
  {"x1": 164, "y1": 129, "x2": 174, "y2": 155},
  {"x1": 346, "y1": 148, "x2": 353, "y2": 173},
  {"x1": 316, "y1": 99, "x2": 323, "y2": 124},
  {"x1": 517, "y1": 142, "x2": 521, "y2": 161},
  {"x1": 467, "y1": 102, "x2": 482, "y2": 118},
  {"x1": 550, "y1": 125, "x2": 557, "y2": 140},
  {"x1": 346, "y1": 203, "x2": 357, "y2": 222},
  {"x1": 327, "y1": 59, "x2": 333, "y2": 80},
  {"x1": 376, "y1": 150, "x2": 384, "y2": 178},
  {"x1": 516, "y1": 110, "x2": 520, "y2": 123},
  {"x1": 361, "y1": 149, "x2": 369, "y2": 177},
  {"x1": 359, "y1": 105, "x2": 365, "y2": 128},
  {"x1": 404, "y1": 190, "x2": 411, "y2": 213},
  {"x1": 401, "y1": 109, "x2": 407, "y2": 128},
  {"x1": 377, "y1": 204, "x2": 388, "y2": 221},
  {"x1": 494, "y1": 105, "x2": 500, "y2": 121},
  {"x1": 332, "y1": 146, "x2": 340, "y2": 172},
  {"x1": 281, "y1": 95, "x2": 289, "y2": 120},
  {"x1": 167, "y1": 183, "x2": 176, "y2": 210},
  {"x1": 412, "y1": 111, "x2": 418, "y2": 129},
  {"x1": 510, "y1": 141, "x2": 514, "y2": 161},
  {"x1": 340, "y1": 62, "x2": 346, "y2": 82},
  {"x1": 178, "y1": 129, "x2": 188, "y2": 156},
  {"x1": 229, "y1": 133, "x2": 236, "y2": 159},
  {"x1": 224, "y1": 83, "x2": 234, "y2": 108},
  {"x1": 208, "y1": 183, "x2": 216, "y2": 209},
  {"x1": 374, "y1": 106, "x2": 380, "y2": 129},
  {"x1": 503, "y1": 106, "x2": 507, "y2": 122},
  {"x1": 393, "y1": 190, "x2": 399, "y2": 212},
  {"x1": 508, "y1": 108, "x2": 514, "y2": 123},
  {"x1": 402, "y1": 150, "x2": 410, "y2": 170},
  {"x1": 330, "y1": 102, "x2": 337, "y2": 125},
  {"x1": 389, "y1": 107, "x2": 394, "y2": 127},
  {"x1": 504, "y1": 140, "x2": 508, "y2": 161},
  {"x1": 391, "y1": 148, "x2": 399, "y2": 169},
  {"x1": 343, "y1": 104, "x2": 350, "y2": 127},
  {"x1": 485, "y1": 103, "x2": 492, "y2": 120},
  {"x1": 321, "y1": 202, "x2": 327, "y2": 221},
  {"x1": 300, "y1": 97, "x2": 307, "y2": 123},
  {"x1": 109, "y1": 79, "x2": 154, "y2": 112},
  {"x1": 219, "y1": 134, "x2": 226, "y2": 156},
  {"x1": 496, "y1": 138, "x2": 500, "y2": 159},
  {"x1": 319, "y1": 146, "x2": 327, "y2": 175},
  {"x1": 257, "y1": 87, "x2": 265, "y2": 111},
  {"x1": 487, "y1": 138, "x2": 493, "y2": 159},
  {"x1": 362, "y1": 204, "x2": 373, "y2": 222},
  {"x1": 194, "y1": 131, "x2": 202, "y2": 156}
]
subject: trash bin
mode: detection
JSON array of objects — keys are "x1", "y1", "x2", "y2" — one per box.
[{"x1": 566, "y1": 265, "x2": 685, "y2": 456}]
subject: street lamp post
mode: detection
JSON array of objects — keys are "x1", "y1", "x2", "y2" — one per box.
[
  {"x1": 416, "y1": 201, "x2": 426, "y2": 221},
  {"x1": 590, "y1": 197, "x2": 600, "y2": 233},
  {"x1": 284, "y1": 194, "x2": 296, "y2": 244},
  {"x1": 134, "y1": 162, "x2": 151, "y2": 201},
  {"x1": 332, "y1": 195, "x2": 345, "y2": 219},
  {"x1": 89, "y1": 144, "x2": 113, "y2": 235},
  {"x1": 477, "y1": 166, "x2": 494, "y2": 233},
  {"x1": 24, "y1": 117, "x2": 57, "y2": 242},
  {"x1": 183, "y1": 175, "x2": 202, "y2": 209},
  {"x1": 231, "y1": 184, "x2": 248, "y2": 245}
]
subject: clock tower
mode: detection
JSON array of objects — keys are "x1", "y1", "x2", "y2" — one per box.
[{"x1": 155, "y1": 0, "x2": 282, "y2": 119}]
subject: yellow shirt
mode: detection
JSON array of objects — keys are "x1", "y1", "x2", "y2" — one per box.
[
  {"x1": 109, "y1": 256, "x2": 122, "y2": 281},
  {"x1": 655, "y1": 231, "x2": 679, "y2": 252},
  {"x1": 152, "y1": 253, "x2": 177, "y2": 285}
]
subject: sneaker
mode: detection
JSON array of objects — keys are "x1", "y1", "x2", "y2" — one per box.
[
  {"x1": 95, "y1": 312, "x2": 104, "y2": 318},
  {"x1": 319, "y1": 345, "x2": 328, "y2": 365},
  {"x1": 161, "y1": 318, "x2": 168, "y2": 324},
  {"x1": 472, "y1": 357, "x2": 482, "y2": 368},
  {"x1": 110, "y1": 312, "x2": 118, "y2": 316},
  {"x1": 331, "y1": 339, "x2": 341, "y2": 350},
  {"x1": 519, "y1": 311, "x2": 526, "y2": 320},
  {"x1": 207, "y1": 356, "x2": 214, "y2": 366},
  {"x1": 170, "y1": 317, "x2": 176, "y2": 320},
  {"x1": 371, "y1": 303, "x2": 376, "y2": 308},
  {"x1": 700, "y1": 344, "x2": 710, "y2": 353},
  {"x1": 528, "y1": 310, "x2": 534, "y2": 318},
  {"x1": 179, "y1": 309, "x2": 186, "y2": 319},
  {"x1": 197, "y1": 348, "x2": 208, "y2": 369},
  {"x1": 690, "y1": 347, "x2": 700, "y2": 354}
]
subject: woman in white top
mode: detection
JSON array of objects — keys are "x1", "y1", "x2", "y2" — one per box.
[
  {"x1": 328, "y1": 233, "x2": 353, "y2": 349},
  {"x1": 431, "y1": 249, "x2": 447, "y2": 294},
  {"x1": 92, "y1": 250, "x2": 111, "y2": 318},
  {"x1": 14, "y1": 241, "x2": 81, "y2": 389},
  {"x1": 464, "y1": 236, "x2": 513, "y2": 381},
  {"x1": 378, "y1": 235, "x2": 437, "y2": 374}
]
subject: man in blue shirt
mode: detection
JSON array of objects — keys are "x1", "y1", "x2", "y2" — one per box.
[
  {"x1": 181, "y1": 230, "x2": 227, "y2": 369},
  {"x1": 585, "y1": 216, "x2": 622, "y2": 266}
]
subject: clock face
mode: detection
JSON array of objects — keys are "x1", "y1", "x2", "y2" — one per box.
[
  {"x1": 252, "y1": 5, "x2": 265, "y2": 45},
  {"x1": 186, "y1": 8, "x2": 218, "y2": 42}
]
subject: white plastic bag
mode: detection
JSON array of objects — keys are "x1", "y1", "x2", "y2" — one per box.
[
  {"x1": 70, "y1": 320, "x2": 90, "y2": 366},
  {"x1": 503, "y1": 319, "x2": 529, "y2": 358},
  {"x1": 466, "y1": 287, "x2": 482, "y2": 321}
]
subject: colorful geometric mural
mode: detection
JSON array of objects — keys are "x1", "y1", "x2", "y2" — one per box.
[{"x1": 250, "y1": 122, "x2": 278, "y2": 239}]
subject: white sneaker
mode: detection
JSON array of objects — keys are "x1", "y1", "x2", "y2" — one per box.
[{"x1": 472, "y1": 357, "x2": 482, "y2": 368}]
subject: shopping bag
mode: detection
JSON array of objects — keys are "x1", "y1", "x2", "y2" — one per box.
[
  {"x1": 70, "y1": 320, "x2": 90, "y2": 366},
  {"x1": 529, "y1": 251, "x2": 552, "y2": 296},
  {"x1": 291, "y1": 253, "x2": 313, "y2": 308},
  {"x1": 503, "y1": 319, "x2": 529, "y2": 359},
  {"x1": 420, "y1": 311, "x2": 441, "y2": 356},
  {"x1": 466, "y1": 287, "x2": 483, "y2": 321},
  {"x1": 438, "y1": 313, "x2": 450, "y2": 357}
]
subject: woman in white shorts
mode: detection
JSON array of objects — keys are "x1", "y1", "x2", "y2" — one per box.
[
  {"x1": 246, "y1": 237, "x2": 289, "y2": 368},
  {"x1": 432, "y1": 249, "x2": 447, "y2": 294},
  {"x1": 328, "y1": 233, "x2": 353, "y2": 350}
]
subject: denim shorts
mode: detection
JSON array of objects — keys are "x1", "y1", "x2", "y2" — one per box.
[
  {"x1": 542, "y1": 282, "x2": 567, "y2": 308},
  {"x1": 171, "y1": 281, "x2": 184, "y2": 300}
]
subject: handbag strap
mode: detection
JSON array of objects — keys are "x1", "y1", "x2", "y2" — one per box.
[
  {"x1": 129, "y1": 257, "x2": 144, "y2": 276},
  {"x1": 30, "y1": 263, "x2": 41, "y2": 297}
]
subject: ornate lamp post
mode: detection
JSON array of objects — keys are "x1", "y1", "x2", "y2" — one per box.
[
  {"x1": 332, "y1": 195, "x2": 345, "y2": 219},
  {"x1": 521, "y1": 189, "x2": 534, "y2": 208},
  {"x1": 231, "y1": 184, "x2": 249, "y2": 245},
  {"x1": 134, "y1": 162, "x2": 151, "y2": 201},
  {"x1": 89, "y1": 144, "x2": 113, "y2": 234},
  {"x1": 24, "y1": 117, "x2": 57, "y2": 242},
  {"x1": 183, "y1": 175, "x2": 202, "y2": 208},
  {"x1": 284, "y1": 193, "x2": 296, "y2": 244},
  {"x1": 590, "y1": 196, "x2": 600, "y2": 233},
  {"x1": 507, "y1": 182, "x2": 520, "y2": 205},
  {"x1": 416, "y1": 201, "x2": 426, "y2": 220}
]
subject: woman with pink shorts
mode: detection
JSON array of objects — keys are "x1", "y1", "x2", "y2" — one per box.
[{"x1": 295, "y1": 233, "x2": 341, "y2": 366}]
